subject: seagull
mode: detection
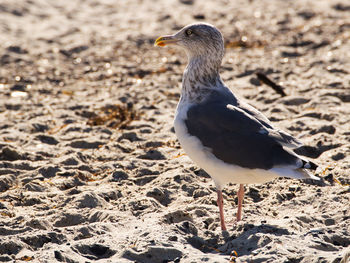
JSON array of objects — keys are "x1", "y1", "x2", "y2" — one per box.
[{"x1": 155, "y1": 23, "x2": 319, "y2": 231}]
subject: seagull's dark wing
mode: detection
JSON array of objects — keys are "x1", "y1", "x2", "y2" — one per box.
[{"x1": 185, "y1": 101, "x2": 301, "y2": 170}]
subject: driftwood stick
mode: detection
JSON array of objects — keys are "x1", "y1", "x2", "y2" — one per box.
[{"x1": 256, "y1": 72, "x2": 287, "y2": 97}]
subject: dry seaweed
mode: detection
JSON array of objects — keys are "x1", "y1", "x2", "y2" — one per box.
[{"x1": 87, "y1": 103, "x2": 139, "y2": 129}]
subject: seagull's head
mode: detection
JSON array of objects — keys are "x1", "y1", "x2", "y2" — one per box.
[{"x1": 155, "y1": 23, "x2": 224, "y2": 62}]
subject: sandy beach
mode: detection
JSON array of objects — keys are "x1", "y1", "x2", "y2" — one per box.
[{"x1": 0, "y1": 0, "x2": 349, "y2": 262}]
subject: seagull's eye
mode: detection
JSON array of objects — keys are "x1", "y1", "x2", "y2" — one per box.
[{"x1": 185, "y1": 29, "x2": 193, "y2": 36}]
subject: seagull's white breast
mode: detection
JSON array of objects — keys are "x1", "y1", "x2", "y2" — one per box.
[{"x1": 174, "y1": 100, "x2": 279, "y2": 189}]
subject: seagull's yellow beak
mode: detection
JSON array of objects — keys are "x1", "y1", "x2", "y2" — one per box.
[{"x1": 154, "y1": 35, "x2": 179, "y2": 47}]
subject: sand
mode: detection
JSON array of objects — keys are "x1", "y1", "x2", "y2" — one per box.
[{"x1": 0, "y1": 0, "x2": 349, "y2": 262}]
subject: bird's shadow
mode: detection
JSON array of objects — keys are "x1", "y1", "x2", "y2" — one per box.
[{"x1": 186, "y1": 223, "x2": 290, "y2": 257}]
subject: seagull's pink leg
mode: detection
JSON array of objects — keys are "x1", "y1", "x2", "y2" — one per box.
[
  {"x1": 236, "y1": 184, "x2": 244, "y2": 221},
  {"x1": 216, "y1": 190, "x2": 227, "y2": 231}
]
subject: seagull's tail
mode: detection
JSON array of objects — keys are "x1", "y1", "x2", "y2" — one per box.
[
  {"x1": 301, "y1": 159, "x2": 318, "y2": 170},
  {"x1": 271, "y1": 154, "x2": 320, "y2": 180},
  {"x1": 274, "y1": 146, "x2": 320, "y2": 180},
  {"x1": 296, "y1": 158, "x2": 320, "y2": 180}
]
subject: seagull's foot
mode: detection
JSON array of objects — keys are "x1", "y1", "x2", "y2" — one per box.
[
  {"x1": 220, "y1": 222, "x2": 227, "y2": 231},
  {"x1": 219, "y1": 215, "x2": 227, "y2": 231}
]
